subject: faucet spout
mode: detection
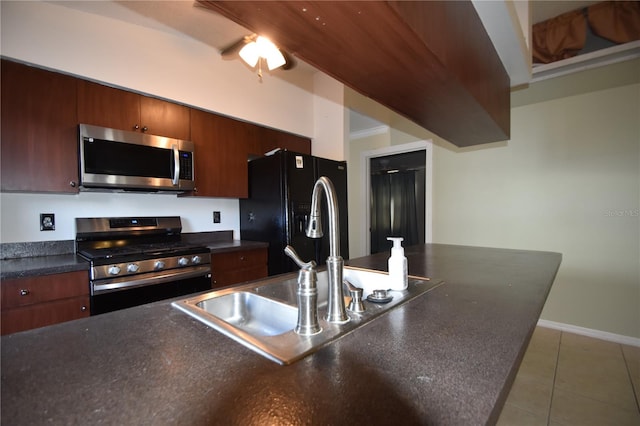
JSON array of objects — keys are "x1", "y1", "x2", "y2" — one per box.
[{"x1": 306, "y1": 176, "x2": 348, "y2": 323}]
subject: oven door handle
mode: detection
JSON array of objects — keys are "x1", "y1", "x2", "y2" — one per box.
[
  {"x1": 172, "y1": 144, "x2": 180, "y2": 186},
  {"x1": 92, "y1": 266, "x2": 211, "y2": 295}
]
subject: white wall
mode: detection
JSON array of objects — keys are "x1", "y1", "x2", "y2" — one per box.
[
  {"x1": 1, "y1": 192, "x2": 238, "y2": 242},
  {"x1": 433, "y1": 73, "x2": 640, "y2": 339},
  {"x1": 312, "y1": 73, "x2": 346, "y2": 161},
  {"x1": 0, "y1": 1, "x2": 319, "y2": 244}
]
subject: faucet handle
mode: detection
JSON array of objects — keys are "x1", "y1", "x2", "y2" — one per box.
[
  {"x1": 284, "y1": 245, "x2": 316, "y2": 270},
  {"x1": 344, "y1": 279, "x2": 365, "y2": 313}
]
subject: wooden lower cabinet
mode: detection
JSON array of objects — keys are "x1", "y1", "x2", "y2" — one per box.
[
  {"x1": 1, "y1": 270, "x2": 90, "y2": 335},
  {"x1": 211, "y1": 248, "x2": 268, "y2": 288}
]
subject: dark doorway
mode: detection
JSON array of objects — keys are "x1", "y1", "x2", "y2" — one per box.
[{"x1": 370, "y1": 150, "x2": 426, "y2": 254}]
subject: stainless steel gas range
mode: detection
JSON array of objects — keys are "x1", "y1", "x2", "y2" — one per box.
[{"x1": 75, "y1": 216, "x2": 211, "y2": 315}]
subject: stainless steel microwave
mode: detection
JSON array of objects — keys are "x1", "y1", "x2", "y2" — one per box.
[{"x1": 78, "y1": 124, "x2": 195, "y2": 192}]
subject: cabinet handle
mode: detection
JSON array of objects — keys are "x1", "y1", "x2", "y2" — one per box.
[
  {"x1": 133, "y1": 124, "x2": 140, "y2": 130},
  {"x1": 69, "y1": 181, "x2": 77, "y2": 188},
  {"x1": 141, "y1": 126, "x2": 148, "y2": 132},
  {"x1": 240, "y1": 256, "x2": 246, "y2": 261},
  {"x1": 19, "y1": 289, "x2": 30, "y2": 296},
  {"x1": 81, "y1": 306, "x2": 87, "y2": 312}
]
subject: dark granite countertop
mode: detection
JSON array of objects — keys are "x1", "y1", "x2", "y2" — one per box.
[
  {"x1": 0, "y1": 239, "x2": 268, "y2": 280},
  {"x1": 0, "y1": 244, "x2": 561, "y2": 425},
  {"x1": 0, "y1": 254, "x2": 89, "y2": 280}
]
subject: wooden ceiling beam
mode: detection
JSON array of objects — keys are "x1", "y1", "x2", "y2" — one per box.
[{"x1": 200, "y1": 1, "x2": 510, "y2": 147}]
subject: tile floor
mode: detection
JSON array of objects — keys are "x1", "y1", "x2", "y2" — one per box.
[{"x1": 497, "y1": 326, "x2": 640, "y2": 426}]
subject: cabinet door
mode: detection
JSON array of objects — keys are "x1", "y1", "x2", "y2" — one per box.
[
  {"x1": 190, "y1": 109, "x2": 255, "y2": 198},
  {"x1": 1, "y1": 60, "x2": 79, "y2": 193},
  {"x1": 78, "y1": 80, "x2": 191, "y2": 140},
  {"x1": 77, "y1": 79, "x2": 141, "y2": 132},
  {"x1": 1, "y1": 297, "x2": 90, "y2": 336},
  {"x1": 139, "y1": 96, "x2": 191, "y2": 140}
]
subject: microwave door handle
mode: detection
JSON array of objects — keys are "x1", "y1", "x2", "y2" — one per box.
[{"x1": 172, "y1": 144, "x2": 180, "y2": 186}]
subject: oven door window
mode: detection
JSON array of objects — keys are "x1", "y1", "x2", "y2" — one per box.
[{"x1": 91, "y1": 275, "x2": 210, "y2": 315}]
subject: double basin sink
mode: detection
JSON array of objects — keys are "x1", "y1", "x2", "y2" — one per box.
[{"x1": 172, "y1": 266, "x2": 444, "y2": 365}]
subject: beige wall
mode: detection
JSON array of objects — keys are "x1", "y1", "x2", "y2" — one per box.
[
  {"x1": 433, "y1": 63, "x2": 640, "y2": 338},
  {"x1": 346, "y1": 61, "x2": 639, "y2": 339}
]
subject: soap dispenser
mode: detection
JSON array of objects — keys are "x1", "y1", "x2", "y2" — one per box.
[{"x1": 387, "y1": 237, "x2": 408, "y2": 291}]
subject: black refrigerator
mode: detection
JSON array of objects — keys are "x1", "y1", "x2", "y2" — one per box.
[{"x1": 240, "y1": 150, "x2": 349, "y2": 276}]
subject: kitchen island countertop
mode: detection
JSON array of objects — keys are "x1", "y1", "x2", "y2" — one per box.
[{"x1": 0, "y1": 244, "x2": 561, "y2": 425}]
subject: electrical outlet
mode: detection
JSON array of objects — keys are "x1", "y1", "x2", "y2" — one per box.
[
  {"x1": 40, "y1": 213, "x2": 55, "y2": 231},
  {"x1": 213, "y1": 211, "x2": 221, "y2": 223}
]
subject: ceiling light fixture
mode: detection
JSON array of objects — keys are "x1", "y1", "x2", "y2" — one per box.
[{"x1": 238, "y1": 35, "x2": 286, "y2": 81}]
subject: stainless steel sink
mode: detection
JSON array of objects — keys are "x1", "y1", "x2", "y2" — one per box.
[
  {"x1": 173, "y1": 268, "x2": 444, "y2": 365},
  {"x1": 196, "y1": 292, "x2": 297, "y2": 337}
]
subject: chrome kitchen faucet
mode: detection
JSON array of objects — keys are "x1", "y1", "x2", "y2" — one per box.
[{"x1": 306, "y1": 176, "x2": 349, "y2": 323}]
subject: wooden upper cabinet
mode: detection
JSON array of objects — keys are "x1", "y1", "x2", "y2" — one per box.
[
  {"x1": 1, "y1": 59, "x2": 79, "y2": 193},
  {"x1": 139, "y1": 96, "x2": 191, "y2": 141},
  {"x1": 259, "y1": 127, "x2": 311, "y2": 155},
  {"x1": 77, "y1": 80, "x2": 139, "y2": 131},
  {"x1": 190, "y1": 109, "x2": 254, "y2": 198},
  {"x1": 2, "y1": 60, "x2": 307, "y2": 196},
  {"x1": 190, "y1": 109, "x2": 312, "y2": 198},
  {"x1": 77, "y1": 80, "x2": 190, "y2": 140}
]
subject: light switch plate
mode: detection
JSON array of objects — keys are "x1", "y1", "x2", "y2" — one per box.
[
  {"x1": 213, "y1": 211, "x2": 221, "y2": 223},
  {"x1": 40, "y1": 213, "x2": 55, "y2": 231}
]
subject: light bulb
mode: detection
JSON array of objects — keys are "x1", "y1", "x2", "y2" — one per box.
[{"x1": 239, "y1": 41, "x2": 260, "y2": 67}]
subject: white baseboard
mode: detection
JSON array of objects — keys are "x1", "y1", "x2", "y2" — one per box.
[{"x1": 538, "y1": 319, "x2": 640, "y2": 347}]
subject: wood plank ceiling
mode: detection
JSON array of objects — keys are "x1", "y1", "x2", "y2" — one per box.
[{"x1": 199, "y1": 1, "x2": 510, "y2": 147}]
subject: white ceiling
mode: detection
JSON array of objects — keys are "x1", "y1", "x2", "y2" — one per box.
[{"x1": 50, "y1": 0, "x2": 603, "y2": 135}]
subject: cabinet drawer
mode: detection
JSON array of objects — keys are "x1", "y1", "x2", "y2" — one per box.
[
  {"x1": 1, "y1": 271, "x2": 89, "y2": 309},
  {"x1": 1, "y1": 296, "x2": 90, "y2": 335},
  {"x1": 212, "y1": 266, "x2": 269, "y2": 288},
  {"x1": 210, "y1": 248, "x2": 267, "y2": 272}
]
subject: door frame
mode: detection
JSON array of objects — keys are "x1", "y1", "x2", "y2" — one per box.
[{"x1": 360, "y1": 140, "x2": 433, "y2": 255}]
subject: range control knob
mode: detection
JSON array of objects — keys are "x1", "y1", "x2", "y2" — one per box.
[
  {"x1": 191, "y1": 255, "x2": 202, "y2": 264},
  {"x1": 178, "y1": 257, "x2": 189, "y2": 266},
  {"x1": 154, "y1": 260, "x2": 165, "y2": 270},
  {"x1": 108, "y1": 265, "x2": 121, "y2": 275},
  {"x1": 127, "y1": 263, "x2": 139, "y2": 273}
]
